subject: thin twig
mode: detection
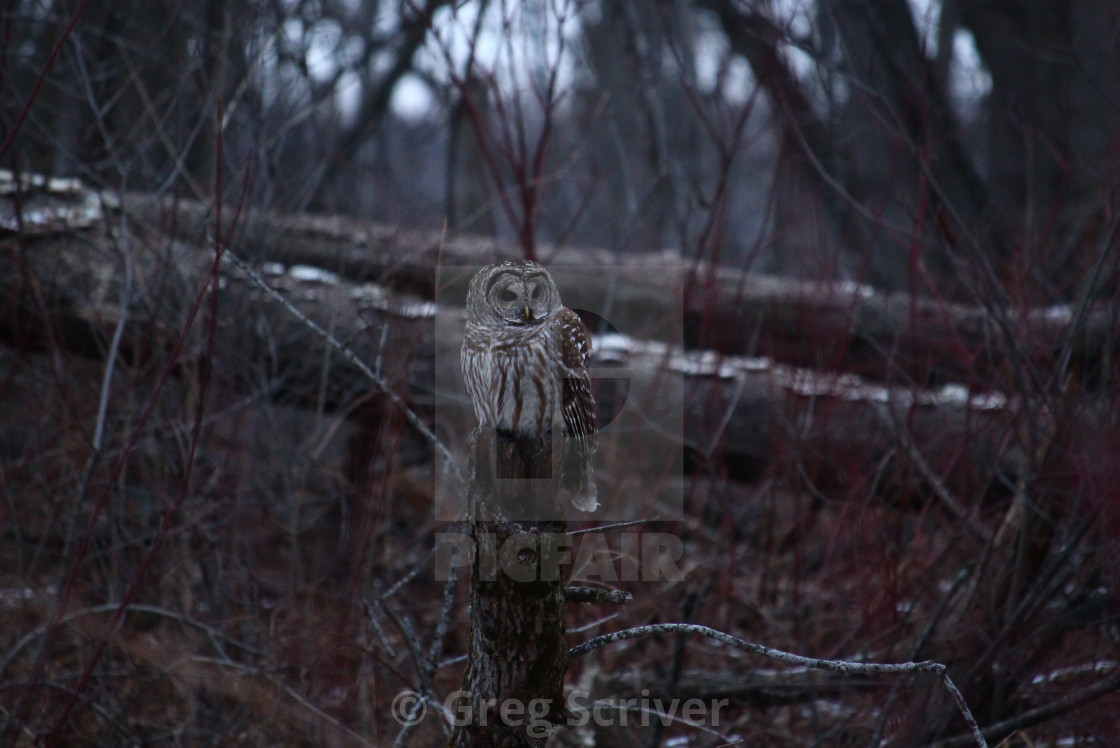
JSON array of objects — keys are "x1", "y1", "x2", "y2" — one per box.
[
  {"x1": 568, "y1": 516, "x2": 661, "y2": 537},
  {"x1": 382, "y1": 545, "x2": 439, "y2": 600},
  {"x1": 0, "y1": 603, "x2": 261, "y2": 683},
  {"x1": 223, "y1": 249, "x2": 464, "y2": 487},
  {"x1": 362, "y1": 598, "x2": 398, "y2": 658},
  {"x1": 64, "y1": 198, "x2": 134, "y2": 563},
  {"x1": 872, "y1": 402, "x2": 992, "y2": 543},
  {"x1": 873, "y1": 565, "x2": 974, "y2": 744},
  {"x1": 419, "y1": 567, "x2": 461, "y2": 742},
  {"x1": 937, "y1": 670, "x2": 1120, "y2": 747},
  {"x1": 177, "y1": 657, "x2": 381, "y2": 747},
  {"x1": 564, "y1": 587, "x2": 632, "y2": 605},
  {"x1": 373, "y1": 594, "x2": 436, "y2": 748}
]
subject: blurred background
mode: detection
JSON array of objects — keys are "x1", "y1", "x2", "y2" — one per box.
[{"x1": 7, "y1": 0, "x2": 1118, "y2": 294}]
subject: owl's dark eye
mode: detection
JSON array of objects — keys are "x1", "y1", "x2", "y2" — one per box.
[
  {"x1": 530, "y1": 286, "x2": 542, "y2": 300},
  {"x1": 499, "y1": 289, "x2": 517, "y2": 302}
]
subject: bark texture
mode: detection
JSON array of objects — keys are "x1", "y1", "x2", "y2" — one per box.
[{"x1": 451, "y1": 427, "x2": 570, "y2": 747}]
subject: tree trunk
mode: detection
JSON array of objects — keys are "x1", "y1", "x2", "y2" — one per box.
[{"x1": 450, "y1": 427, "x2": 570, "y2": 747}]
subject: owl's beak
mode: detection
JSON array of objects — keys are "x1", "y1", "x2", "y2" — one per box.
[{"x1": 524, "y1": 305, "x2": 532, "y2": 321}]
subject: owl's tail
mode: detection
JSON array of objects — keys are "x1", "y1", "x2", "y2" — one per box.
[{"x1": 560, "y1": 439, "x2": 598, "y2": 512}]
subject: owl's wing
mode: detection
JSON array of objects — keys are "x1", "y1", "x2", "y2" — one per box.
[
  {"x1": 556, "y1": 307, "x2": 596, "y2": 445},
  {"x1": 556, "y1": 307, "x2": 598, "y2": 512}
]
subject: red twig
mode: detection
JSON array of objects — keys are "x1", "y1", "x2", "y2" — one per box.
[
  {"x1": 0, "y1": 0, "x2": 93, "y2": 165},
  {"x1": 41, "y1": 101, "x2": 243, "y2": 744}
]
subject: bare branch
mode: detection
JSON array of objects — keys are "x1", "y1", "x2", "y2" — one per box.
[
  {"x1": 571, "y1": 622, "x2": 988, "y2": 748},
  {"x1": 223, "y1": 249, "x2": 464, "y2": 487}
]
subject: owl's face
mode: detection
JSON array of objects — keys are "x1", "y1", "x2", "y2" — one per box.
[{"x1": 468, "y1": 261, "x2": 560, "y2": 326}]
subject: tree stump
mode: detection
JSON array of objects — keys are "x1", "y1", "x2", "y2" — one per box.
[{"x1": 450, "y1": 426, "x2": 570, "y2": 747}]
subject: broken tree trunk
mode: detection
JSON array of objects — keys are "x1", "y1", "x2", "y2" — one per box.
[{"x1": 451, "y1": 426, "x2": 570, "y2": 747}]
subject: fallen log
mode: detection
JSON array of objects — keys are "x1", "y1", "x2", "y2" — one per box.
[
  {"x1": 120, "y1": 193, "x2": 1118, "y2": 388},
  {"x1": 2, "y1": 204, "x2": 1020, "y2": 514}
]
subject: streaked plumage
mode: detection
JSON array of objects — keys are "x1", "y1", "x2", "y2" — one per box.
[{"x1": 461, "y1": 260, "x2": 598, "y2": 512}]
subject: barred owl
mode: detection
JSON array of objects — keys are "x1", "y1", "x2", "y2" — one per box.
[{"x1": 461, "y1": 260, "x2": 598, "y2": 512}]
